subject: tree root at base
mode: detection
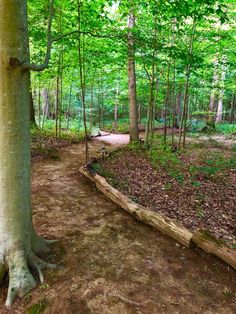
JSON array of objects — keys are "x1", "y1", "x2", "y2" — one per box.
[{"x1": 3, "y1": 238, "x2": 60, "y2": 307}]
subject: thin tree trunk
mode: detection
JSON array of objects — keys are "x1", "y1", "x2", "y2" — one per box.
[
  {"x1": 178, "y1": 19, "x2": 196, "y2": 150},
  {"x1": 30, "y1": 90, "x2": 37, "y2": 128},
  {"x1": 90, "y1": 82, "x2": 94, "y2": 129},
  {"x1": 164, "y1": 63, "x2": 170, "y2": 147},
  {"x1": 171, "y1": 63, "x2": 177, "y2": 145},
  {"x1": 209, "y1": 58, "x2": 218, "y2": 112},
  {"x1": 38, "y1": 87, "x2": 41, "y2": 129},
  {"x1": 66, "y1": 81, "x2": 73, "y2": 130},
  {"x1": 55, "y1": 74, "x2": 60, "y2": 138},
  {"x1": 215, "y1": 56, "x2": 227, "y2": 124},
  {"x1": 144, "y1": 79, "x2": 155, "y2": 146},
  {"x1": 114, "y1": 82, "x2": 119, "y2": 131},
  {"x1": 127, "y1": 7, "x2": 139, "y2": 142},
  {"x1": 42, "y1": 87, "x2": 49, "y2": 129},
  {"x1": 230, "y1": 93, "x2": 235, "y2": 124},
  {"x1": 58, "y1": 51, "x2": 63, "y2": 139},
  {"x1": 78, "y1": 0, "x2": 89, "y2": 163}
]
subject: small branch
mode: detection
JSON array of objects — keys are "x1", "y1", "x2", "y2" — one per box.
[
  {"x1": 141, "y1": 55, "x2": 151, "y2": 81},
  {"x1": 52, "y1": 29, "x2": 123, "y2": 42},
  {"x1": 104, "y1": 291, "x2": 143, "y2": 307},
  {"x1": 23, "y1": 0, "x2": 55, "y2": 72}
]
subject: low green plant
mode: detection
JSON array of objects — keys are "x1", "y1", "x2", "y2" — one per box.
[
  {"x1": 231, "y1": 144, "x2": 236, "y2": 152},
  {"x1": 197, "y1": 209, "x2": 205, "y2": 219},
  {"x1": 26, "y1": 298, "x2": 48, "y2": 314},
  {"x1": 164, "y1": 183, "x2": 173, "y2": 190},
  {"x1": 191, "y1": 180, "x2": 201, "y2": 187},
  {"x1": 215, "y1": 123, "x2": 236, "y2": 135},
  {"x1": 92, "y1": 163, "x2": 113, "y2": 178},
  {"x1": 149, "y1": 143, "x2": 185, "y2": 183},
  {"x1": 189, "y1": 152, "x2": 236, "y2": 180}
]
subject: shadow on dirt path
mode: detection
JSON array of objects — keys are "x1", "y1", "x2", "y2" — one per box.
[{"x1": 1, "y1": 140, "x2": 235, "y2": 314}]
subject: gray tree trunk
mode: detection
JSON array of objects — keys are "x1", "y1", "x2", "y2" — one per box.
[
  {"x1": 0, "y1": 0, "x2": 54, "y2": 306},
  {"x1": 127, "y1": 9, "x2": 139, "y2": 142}
]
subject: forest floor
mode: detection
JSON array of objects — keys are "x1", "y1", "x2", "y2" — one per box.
[
  {"x1": 0, "y1": 135, "x2": 236, "y2": 313},
  {"x1": 96, "y1": 134, "x2": 236, "y2": 246}
]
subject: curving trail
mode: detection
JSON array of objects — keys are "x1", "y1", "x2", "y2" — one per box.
[{"x1": 1, "y1": 139, "x2": 235, "y2": 313}]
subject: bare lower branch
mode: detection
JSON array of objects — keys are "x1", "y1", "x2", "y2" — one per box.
[
  {"x1": 22, "y1": 0, "x2": 55, "y2": 72},
  {"x1": 52, "y1": 29, "x2": 123, "y2": 42}
]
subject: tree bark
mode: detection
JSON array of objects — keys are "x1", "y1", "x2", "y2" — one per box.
[
  {"x1": 0, "y1": 0, "x2": 54, "y2": 306},
  {"x1": 127, "y1": 8, "x2": 139, "y2": 142}
]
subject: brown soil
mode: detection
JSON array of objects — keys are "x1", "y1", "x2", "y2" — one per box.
[{"x1": 0, "y1": 140, "x2": 235, "y2": 313}]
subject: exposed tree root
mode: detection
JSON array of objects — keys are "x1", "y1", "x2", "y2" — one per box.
[
  {"x1": 6, "y1": 250, "x2": 36, "y2": 307},
  {"x1": 4, "y1": 241, "x2": 60, "y2": 307},
  {"x1": 29, "y1": 253, "x2": 58, "y2": 272}
]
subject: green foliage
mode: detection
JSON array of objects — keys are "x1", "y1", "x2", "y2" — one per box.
[
  {"x1": 31, "y1": 126, "x2": 82, "y2": 143},
  {"x1": 149, "y1": 139, "x2": 184, "y2": 182},
  {"x1": 26, "y1": 298, "x2": 48, "y2": 314},
  {"x1": 103, "y1": 120, "x2": 130, "y2": 133},
  {"x1": 189, "y1": 151, "x2": 236, "y2": 180},
  {"x1": 215, "y1": 123, "x2": 236, "y2": 135},
  {"x1": 27, "y1": 0, "x2": 236, "y2": 151},
  {"x1": 92, "y1": 163, "x2": 113, "y2": 178},
  {"x1": 197, "y1": 209, "x2": 205, "y2": 219}
]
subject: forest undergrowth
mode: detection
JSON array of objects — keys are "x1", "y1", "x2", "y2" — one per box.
[{"x1": 31, "y1": 128, "x2": 84, "y2": 162}]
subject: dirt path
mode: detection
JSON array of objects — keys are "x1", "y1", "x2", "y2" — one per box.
[{"x1": 1, "y1": 140, "x2": 235, "y2": 314}]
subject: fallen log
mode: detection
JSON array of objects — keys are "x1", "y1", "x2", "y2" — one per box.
[
  {"x1": 79, "y1": 165, "x2": 193, "y2": 247},
  {"x1": 192, "y1": 230, "x2": 236, "y2": 270}
]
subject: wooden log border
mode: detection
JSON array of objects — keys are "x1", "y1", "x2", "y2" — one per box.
[{"x1": 79, "y1": 164, "x2": 236, "y2": 270}]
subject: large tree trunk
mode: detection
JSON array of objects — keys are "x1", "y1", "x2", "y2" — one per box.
[
  {"x1": 127, "y1": 9, "x2": 139, "y2": 142},
  {"x1": 0, "y1": 0, "x2": 53, "y2": 306}
]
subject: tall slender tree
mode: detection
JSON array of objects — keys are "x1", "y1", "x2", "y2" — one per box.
[{"x1": 127, "y1": 3, "x2": 139, "y2": 142}]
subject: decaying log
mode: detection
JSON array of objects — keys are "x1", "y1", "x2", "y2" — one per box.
[
  {"x1": 79, "y1": 165, "x2": 193, "y2": 247},
  {"x1": 192, "y1": 230, "x2": 236, "y2": 270}
]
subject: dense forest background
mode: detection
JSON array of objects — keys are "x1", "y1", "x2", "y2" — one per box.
[
  {"x1": 0, "y1": 0, "x2": 236, "y2": 309},
  {"x1": 28, "y1": 0, "x2": 236, "y2": 146}
]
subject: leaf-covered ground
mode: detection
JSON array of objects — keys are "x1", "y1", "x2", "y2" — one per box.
[{"x1": 97, "y1": 142, "x2": 236, "y2": 246}]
